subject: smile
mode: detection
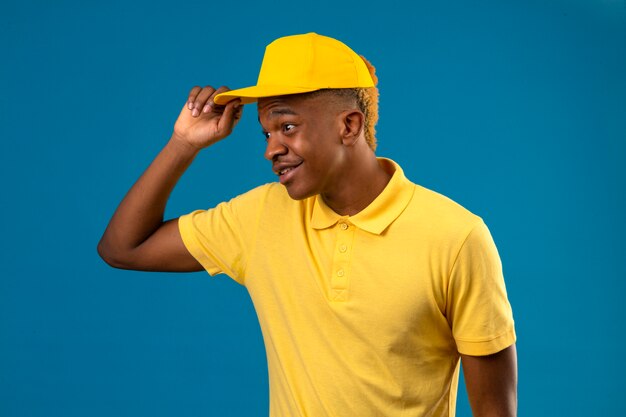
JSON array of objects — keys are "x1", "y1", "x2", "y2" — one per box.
[{"x1": 276, "y1": 162, "x2": 303, "y2": 184}]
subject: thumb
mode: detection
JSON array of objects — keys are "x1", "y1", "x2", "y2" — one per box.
[{"x1": 216, "y1": 99, "x2": 242, "y2": 136}]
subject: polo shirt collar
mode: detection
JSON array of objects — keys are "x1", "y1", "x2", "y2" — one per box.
[{"x1": 310, "y1": 158, "x2": 415, "y2": 235}]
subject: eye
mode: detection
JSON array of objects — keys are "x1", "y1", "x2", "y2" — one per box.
[
  {"x1": 283, "y1": 123, "x2": 295, "y2": 133},
  {"x1": 262, "y1": 130, "x2": 270, "y2": 141}
]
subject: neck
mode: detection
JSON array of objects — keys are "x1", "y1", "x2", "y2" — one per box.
[{"x1": 321, "y1": 152, "x2": 393, "y2": 216}]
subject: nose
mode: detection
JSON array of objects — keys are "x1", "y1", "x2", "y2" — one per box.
[{"x1": 264, "y1": 134, "x2": 288, "y2": 161}]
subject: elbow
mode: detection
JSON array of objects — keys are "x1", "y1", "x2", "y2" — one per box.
[{"x1": 97, "y1": 239, "x2": 130, "y2": 269}]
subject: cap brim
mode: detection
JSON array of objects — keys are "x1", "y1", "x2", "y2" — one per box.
[{"x1": 214, "y1": 85, "x2": 322, "y2": 105}]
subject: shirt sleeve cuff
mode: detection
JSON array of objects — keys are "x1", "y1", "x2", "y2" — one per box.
[
  {"x1": 178, "y1": 212, "x2": 221, "y2": 277},
  {"x1": 455, "y1": 327, "x2": 517, "y2": 356}
]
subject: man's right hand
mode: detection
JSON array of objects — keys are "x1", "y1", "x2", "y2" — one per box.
[{"x1": 172, "y1": 85, "x2": 243, "y2": 150}]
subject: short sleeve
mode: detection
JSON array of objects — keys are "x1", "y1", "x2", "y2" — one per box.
[
  {"x1": 447, "y1": 220, "x2": 516, "y2": 356},
  {"x1": 178, "y1": 185, "x2": 269, "y2": 285}
]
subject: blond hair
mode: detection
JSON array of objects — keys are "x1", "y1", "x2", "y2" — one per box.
[{"x1": 355, "y1": 55, "x2": 379, "y2": 151}]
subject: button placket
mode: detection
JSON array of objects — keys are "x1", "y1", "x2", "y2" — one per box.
[{"x1": 329, "y1": 220, "x2": 355, "y2": 301}]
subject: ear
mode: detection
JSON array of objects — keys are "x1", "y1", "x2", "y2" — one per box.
[{"x1": 339, "y1": 110, "x2": 365, "y2": 146}]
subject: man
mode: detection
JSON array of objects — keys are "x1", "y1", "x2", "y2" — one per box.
[{"x1": 98, "y1": 33, "x2": 517, "y2": 417}]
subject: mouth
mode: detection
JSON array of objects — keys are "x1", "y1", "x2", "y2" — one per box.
[
  {"x1": 274, "y1": 161, "x2": 303, "y2": 184},
  {"x1": 278, "y1": 165, "x2": 298, "y2": 175}
]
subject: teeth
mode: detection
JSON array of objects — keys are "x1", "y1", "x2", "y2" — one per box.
[{"x1": 280, "y1": 167, "x2": 294, "y2": 175}]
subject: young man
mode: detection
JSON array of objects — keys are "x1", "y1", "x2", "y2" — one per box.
[{"x1": 98, "y1": 33, "x2": 517, "y2": 417}]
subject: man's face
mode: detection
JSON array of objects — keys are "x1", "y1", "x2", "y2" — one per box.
[{"x1": 258, "y1": 93, "x2": 347, "y2": 200}]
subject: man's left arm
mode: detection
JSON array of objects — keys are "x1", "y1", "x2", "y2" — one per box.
[{"x1": 461, "y1": 344, "x2": 518, "y2": 417}]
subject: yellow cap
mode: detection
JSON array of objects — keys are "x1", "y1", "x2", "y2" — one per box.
[{"x1": 214, "y1": 33, "x2": 375, "y2": 105}]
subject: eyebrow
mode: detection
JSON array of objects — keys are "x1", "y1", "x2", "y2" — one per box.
[
  {"x1": 258, "y1": 107, "x2": 299, "y2": 124},
  {"x1": 269, "y1": 108, "x2": 298, "y2": 117}
]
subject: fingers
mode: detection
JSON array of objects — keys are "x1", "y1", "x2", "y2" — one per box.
[
  {"x1": 186, "y1": 85, "x2": 234, "y2": 117},
  {"x1": 202, "y1": 85, "x2": 230, "y2": 115},
  {"x1": 187, "y1": 85, "x2": 216, "y2": 116},
  {"x1": 186, "y1": 86, "x2": 203, "y2": 109},
  {"x1": 216, "y1": 99, "x2": 242, "y2": 137},
  {"x1": 181, "y1": 85, "x2": 244, "y2": 143}
]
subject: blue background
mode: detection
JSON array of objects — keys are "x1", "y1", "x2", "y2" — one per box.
[{"x1": 1, "y1": 0, "x2": 624, "y2": 416}]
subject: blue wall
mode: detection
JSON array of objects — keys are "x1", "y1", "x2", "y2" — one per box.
[{"x1": 1, "y1": 1, "x2": 624, "y2": 416}]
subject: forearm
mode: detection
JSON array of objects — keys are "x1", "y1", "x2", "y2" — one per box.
[{"x1": 98, "y1": 135, "x2": 199, "y2": 261}]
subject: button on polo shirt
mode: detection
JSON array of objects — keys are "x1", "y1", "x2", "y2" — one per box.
[{"x1": 178, "y1": 158, "x2": 516, "y2": 417}]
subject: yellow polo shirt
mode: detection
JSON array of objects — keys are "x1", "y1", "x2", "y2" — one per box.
[{"x1": 178, "y1": 158, "x2": 516, "y2": 417}]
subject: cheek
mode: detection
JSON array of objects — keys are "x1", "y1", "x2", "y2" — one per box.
[{"x1": 295, "y1": 127, "x2": 343, "y2": 172}]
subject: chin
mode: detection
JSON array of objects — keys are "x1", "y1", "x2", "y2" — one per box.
[{"x1": 283, "y1": 184, "x2": 316, "y2": 201}]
